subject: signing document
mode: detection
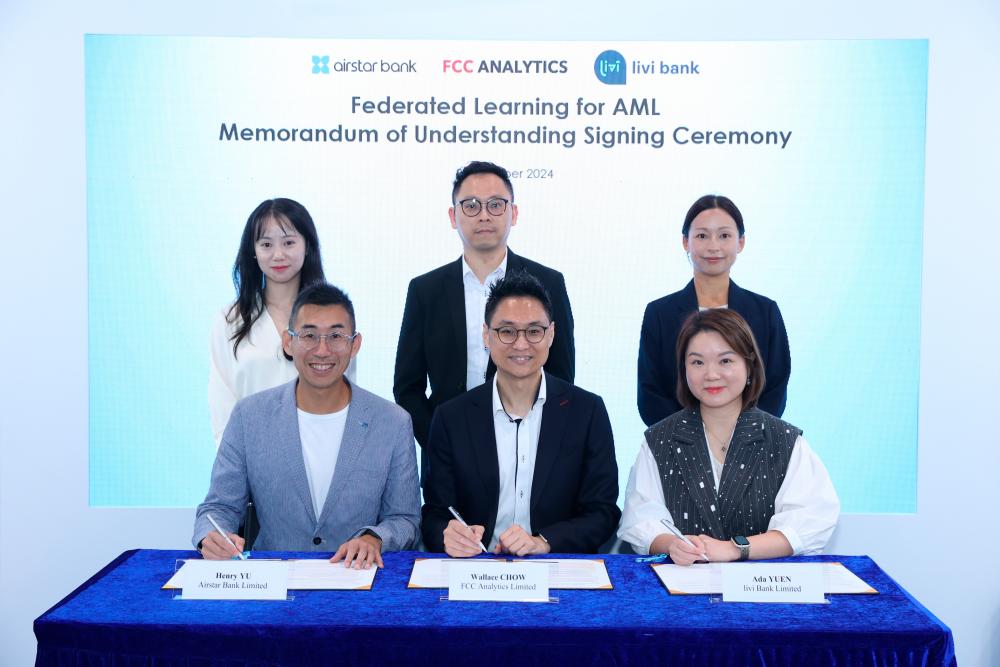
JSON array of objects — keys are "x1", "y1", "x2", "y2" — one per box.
[
  {"x1": 651, "y1": 562, "x2": 876, "y2": 595},
  {"x1": 409, "y1": 558, "x2": 612, "y2": 589},
  {"x1": 164, "y1": 559, "x2": 378, "y2": 591}
]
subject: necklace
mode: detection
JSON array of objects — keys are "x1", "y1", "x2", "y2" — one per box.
[{"x1": 704, "y1": 422, "x2": 737, "y2": 458}]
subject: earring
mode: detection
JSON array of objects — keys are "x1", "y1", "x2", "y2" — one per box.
[{"x1": 746, "y1": 376, "x2": 751, "y2": 386}]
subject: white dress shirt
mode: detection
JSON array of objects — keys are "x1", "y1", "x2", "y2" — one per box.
[
  {"x1": 489, "y1": 372, "x2": 546, "y2": 550},
  {"x1": 462, "y1": 253, "x2": 507, "y2": 391},
  {"x1": 618, "y1": 433, "x2": 840, "y2": 555},
  {"x1": 297, "y1": 405, "x2": 349, "y2": 520}
]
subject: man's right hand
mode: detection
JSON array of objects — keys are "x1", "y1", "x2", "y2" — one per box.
[
  {"x1": 443, "y1": 519, "x2": 486, "y2": 557},
  {"x1": 198, "y1": 532, "x2": 246, "y2": 560}
]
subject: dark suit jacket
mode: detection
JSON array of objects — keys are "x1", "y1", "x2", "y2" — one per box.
[
  {"x1": 637, "y1": 279, "x2": 791, "y2": 425},
  {"x1": 394, "y1": 249, "x2": 575, "y2": 449},
  {"x1": 422, "y1": 373, "x2": 620, "y2": 554}
]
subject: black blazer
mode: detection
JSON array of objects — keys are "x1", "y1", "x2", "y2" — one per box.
[
  {"x1": 422, "y1": 373, "x2": 620, "y2": 554},
  {"x1": 394, "y1": 249, "x2": 575, "y2": 448},
  {"x1": 637, "y1": 279, "x2": 791, "y2": 425}
]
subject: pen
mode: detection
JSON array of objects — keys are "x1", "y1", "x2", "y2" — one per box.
[
  {"x1": 660, "y1": 518, "x2": 709, "y2": 562},
  {"x1": 206, "y1": 513, "x2": 248, "y2": 560},
  {"x1": 448, "y1": 506, "x2": 488, "y2": 553}
]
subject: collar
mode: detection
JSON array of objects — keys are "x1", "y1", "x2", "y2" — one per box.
[
  {"x1": 491, "y1": 372, "x2": 546, "y2": 420},
  {"x1": 672, "y1": 407, "x2": 766, "y2": 446},
  {"x1": 462, "y1": 251, "x2": 508, "y2": 284}
]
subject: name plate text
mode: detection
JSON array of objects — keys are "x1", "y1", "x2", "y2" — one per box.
[{"x1": 721, "y1": 563, "x2": 825, "y2": 604}]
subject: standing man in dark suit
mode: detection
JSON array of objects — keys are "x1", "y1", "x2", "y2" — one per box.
[
  {"x1": 394, "y1": 161, "x2": 575, "y2": 453},
  {"x1": 422, "y1": 273, "x2": 618, "y2": 556}
]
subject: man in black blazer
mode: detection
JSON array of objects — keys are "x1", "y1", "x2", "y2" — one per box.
[
  {"x1": 422, "y1": 273, "x2": 618, "y2": 556},
  {"x1": 394, "y1": 161, "x2": 575, "y2": 450}
]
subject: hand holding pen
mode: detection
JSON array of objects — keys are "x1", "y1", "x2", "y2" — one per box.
[
  {"x1": 444, "y1": 506, "x2": 488, "y2": 558},
  {"x1": 198, "y1": 513, "x2": 247, "y2": 561},
  {"x1": 660, "y1": 518, "x2": 710, "y2": 564}
]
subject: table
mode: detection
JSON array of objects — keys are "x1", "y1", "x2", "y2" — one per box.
[{"x1": 34, "y1": 550, "x2": 956, "y2": 667}]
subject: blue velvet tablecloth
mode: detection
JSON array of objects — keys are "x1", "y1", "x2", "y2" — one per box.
[{"x1": 34, "y1": 550, "x2": 955, "y2": 667}]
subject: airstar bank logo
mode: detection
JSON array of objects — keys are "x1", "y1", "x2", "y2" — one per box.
[
  {"x1": 311, "y1": 54, "x2": 417, "y2": 74},
  {"x1": 312, "y1": 56, "x2": 330, "y2": 74},
  {"x1": 594, "y1": 50, "x2": 626, "y2": 85}
]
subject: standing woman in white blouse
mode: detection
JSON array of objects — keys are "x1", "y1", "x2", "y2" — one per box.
[
  {"x1": 208, "y1": 198, "x2": 328, "y2": 445},
  {"x1": 619, "y1": 308, "x2": 839, "y2": 564}
]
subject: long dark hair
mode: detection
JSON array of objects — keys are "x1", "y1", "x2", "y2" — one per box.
[{"x1": 227, "y1": 198, "x2": 325, "y2": 358}]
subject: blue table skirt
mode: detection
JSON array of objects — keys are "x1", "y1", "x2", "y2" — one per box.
[{"x1": 34, "y1": 550, "x2": 955, "y2": 667}]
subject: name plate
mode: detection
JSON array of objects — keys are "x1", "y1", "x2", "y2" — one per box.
[
  {"x1": 721, "y1": 563, "x2": 825, "y2": 604},
  {"x1": 448, "y1": 560, "x2": 550, "y2": 602},
  {"x1": 179, "y1": 560, "x2": 289, "y2": 600}
]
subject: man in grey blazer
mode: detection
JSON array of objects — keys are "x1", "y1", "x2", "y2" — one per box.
[{"x1": 194, "y1": 283, "x2": 420, "y2": 568}]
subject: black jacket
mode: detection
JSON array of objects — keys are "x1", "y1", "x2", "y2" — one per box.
[
  {"x1": 394, "y1": 249, "x2": 575, "y2": 448},
  {"x1": 637, "y1": 279, "x2": 790, "y2": 425},
  {"x1": 422, "y1": 373, "x2": 619, "y2": 554}
]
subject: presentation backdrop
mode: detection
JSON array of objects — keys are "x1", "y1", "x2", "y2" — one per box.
[{"x1": 86, "y1": 37, "x2": 927, "y2": 512}]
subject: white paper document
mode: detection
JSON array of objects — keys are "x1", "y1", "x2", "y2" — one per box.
[
  {"x1": 651, "y1": 561, "x2": 877, "y2": 595},
  {"x1": 409, "y1": 558, "x2": 612, "y2": 589},
  {"x1": 164, "y1": 558, "x2": 377, "y2": 591}
]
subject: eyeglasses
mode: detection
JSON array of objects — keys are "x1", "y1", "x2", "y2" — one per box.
[
  {"x1": 490, "y1": 324, "x2": 551, "y2": 345},
  {"x1": 457, "y1": 197, "x2": 511, "y2": 217},
  {"x1": 287, "y1": 329, "x2": 357, "y2": 352}
]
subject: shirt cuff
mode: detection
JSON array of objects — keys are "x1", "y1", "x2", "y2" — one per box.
[
  {"x1": 619, "y1": 519, "x2": 665, "y2": 555},
  {"x1": 768, "y1": 524, "x2": 803, "y2": 556}
]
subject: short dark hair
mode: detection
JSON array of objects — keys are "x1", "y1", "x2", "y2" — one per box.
[
  {"x1": 484, "y1": 271, "x2": 553, "y2": 325},
  {"x1": 284, "y1": 283, "x2": 356, "y2": 360},
  {"x1": 452, "y1": 161, "x2": 514, "y2": 203},
  {"x1": 682, "y1": 194, "x2": 745, "y2": 238},
  {"x1": 675, "y1": 309, "x2": 766, "y2": 412}
]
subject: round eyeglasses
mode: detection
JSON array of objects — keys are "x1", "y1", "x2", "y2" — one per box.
[
  {"x1": 490, "y1": 324, "x2": 551, "y2": 345},
  {"x1": 458, "y1": 197, "x2": 510, "y2": 217},
  {"x1": 287, "y1": 329, "x2": 357, "y2": 352}
]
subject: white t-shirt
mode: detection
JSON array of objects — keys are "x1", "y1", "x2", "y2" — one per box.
[{"x1": 297, "y1": 404, "x2": 349, "y2": 520}]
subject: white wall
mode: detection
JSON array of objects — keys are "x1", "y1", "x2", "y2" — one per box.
[{"x1": 2, "y1": 1, "x2": 998, "y2": 665}]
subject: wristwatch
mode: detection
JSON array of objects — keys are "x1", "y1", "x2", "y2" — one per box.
[{"x1": 732, "y1": 536, "x2": 750, "y2": 561}]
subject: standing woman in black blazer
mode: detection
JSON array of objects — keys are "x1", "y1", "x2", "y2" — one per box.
[{"x1": 637, "y1": 195, "x2": 791, "y2": 425}]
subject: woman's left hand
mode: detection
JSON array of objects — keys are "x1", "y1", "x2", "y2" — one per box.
[{"x1": 697, "y1": 535, "x2": 742, "y2": 562}]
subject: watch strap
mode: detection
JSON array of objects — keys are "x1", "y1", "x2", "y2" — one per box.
[{"x1": 732, "y1": 537, "x2": 750, "y2": 561}]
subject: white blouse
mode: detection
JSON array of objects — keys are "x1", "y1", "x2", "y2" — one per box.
[
  {"x1": 208, "y1": 306, "x2": 297, "y2": 445},
  {"x1": 208, "y1": 305, "x2": 359, "y2": 445},
  {"x1": 618, "y1": 434, "x2": 840, "y2": 556}
]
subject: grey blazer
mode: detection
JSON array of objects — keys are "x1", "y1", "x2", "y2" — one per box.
[{"x1": 193, "y1": 379, "x2": 421, "y2": 553}]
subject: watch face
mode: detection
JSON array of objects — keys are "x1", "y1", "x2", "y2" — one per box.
[{"x1": 733, "y1": 536, "x2": 750, "y2": 547}]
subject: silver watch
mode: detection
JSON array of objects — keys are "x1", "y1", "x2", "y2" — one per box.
[{"x1": 732, "y1": 536, "x2": 750, "y2": 561}]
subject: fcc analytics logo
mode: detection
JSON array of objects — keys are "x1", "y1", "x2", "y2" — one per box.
[{"x1": 594, "y1": 50, "x2": 626, "y2": 85}]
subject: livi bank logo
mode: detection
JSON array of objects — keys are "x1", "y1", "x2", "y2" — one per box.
[{"x1": 594, "y1": 50, "x2": 626, "y2": 85}]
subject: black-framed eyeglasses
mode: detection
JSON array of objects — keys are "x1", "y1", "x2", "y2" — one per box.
[
  {"x1": 490, "y1": 324, "x2": 551, "y2": 345},
  {"x1": 287, "y1": 329, "x2": 358, "y2": 352},
  {"x1": 458, "y1": 197, "x2": 510, "y2": 217}
]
